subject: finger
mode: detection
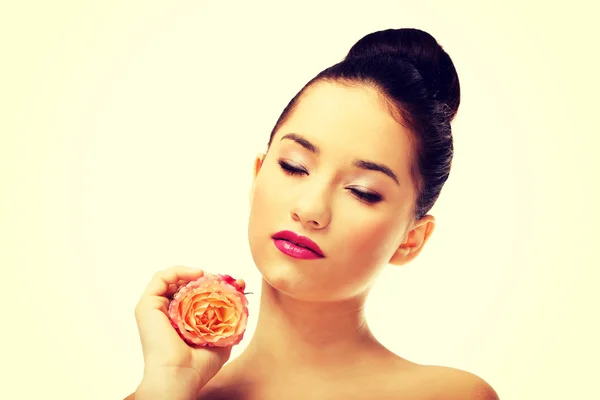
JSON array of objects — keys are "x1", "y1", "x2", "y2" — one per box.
[
  {"x1": 166, "y1": 278, "x2": 192, "y2": 298},
  {"x1": 235, "y1": 279, "x2": 246, "y2": 291},
  {"x1": 142, "y1": 266, "x2": 204, "y2": 298},
  {"x1": 136, "y1": 306, "x2": 189, "y2": 356},
  {"x1": 136, "y1": 295, "x2": 170, "y2": 317},
  {"x1": 166, "y1": 279, "x2": 190, "y2": 298},
  {"x1": 166, "y1": 284, "x2": 178, "y2": 297}
]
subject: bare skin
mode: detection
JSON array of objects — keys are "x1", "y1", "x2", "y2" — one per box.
[
  {"x1": 125, "y1": 82, "x2": 498, "y2": 400},
  {"x1": 197, "y1": 344, "x2": 495, "y2": 400},
  {"x1": 194, "y1": 83, "x2": 498, "y2": 399},
  {"x1": 195, "y1": 278, "x2": 496, "y2": 399}
]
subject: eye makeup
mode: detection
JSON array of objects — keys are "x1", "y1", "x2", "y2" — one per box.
[{"x1": 277, "y1": 159, "x2": 383, "y2": 204}]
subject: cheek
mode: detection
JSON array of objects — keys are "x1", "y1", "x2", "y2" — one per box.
[
  {"x1": 340, "y1": 215, "x2": 399, "y2": 266},
  {"x1": 248, "y1": 171, "x2": 284, "y2": 241},
  {"x1": 324, "y1": 216, "x2": 399, "y2": 298},
  {"x1": 251, "y1": 172, "x2": 282, "y2": 215},
  {"x1": 247, "y1": 183, "x2": 270, "y2": 270}
]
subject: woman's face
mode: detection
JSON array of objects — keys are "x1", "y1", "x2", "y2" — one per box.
[{"x1": 248, "y1": 81, "x2": 430, "y2": 302}]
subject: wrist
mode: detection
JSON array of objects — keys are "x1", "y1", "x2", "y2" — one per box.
[{"x1": 135, "y1": 367, "x2": 203, "y2": 400}]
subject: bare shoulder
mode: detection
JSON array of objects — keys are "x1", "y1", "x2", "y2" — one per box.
[{"x1": 396, "y1": 364, "x2": 499, "y2": 400}]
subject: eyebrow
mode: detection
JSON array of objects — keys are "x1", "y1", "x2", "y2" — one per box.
[{"x1": 280, "y1": 133, "x2": 400, "y2": 185}]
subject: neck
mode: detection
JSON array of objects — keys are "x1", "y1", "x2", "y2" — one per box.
[{"x1": 234, "y1": 278, "x2": 386, "y2": 376}]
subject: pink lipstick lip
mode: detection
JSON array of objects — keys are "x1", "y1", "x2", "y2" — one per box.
[
  {"x1": 273, "y1": 239, "x2": 323, "y2": 260},
  {"x1": 271, "y1": 230, "x2": 325, "y2": 257}
]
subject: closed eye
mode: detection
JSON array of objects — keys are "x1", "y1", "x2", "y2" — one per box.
[
  {"x1": 278, "y1": 160, "x2": 307, "y2": 175},
  {"x1": 278, "y1": 159, "x2": 383, "y2": 204},
  {"x1": 349, "y1": 189, "x2": 382, "y2": 204}
]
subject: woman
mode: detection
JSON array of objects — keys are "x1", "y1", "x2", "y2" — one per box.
[{"x1": 128, "y1": 28, "x2": 499, "y2": 400}]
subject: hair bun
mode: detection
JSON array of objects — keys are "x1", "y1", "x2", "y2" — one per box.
[{"x1": 346, "y1": 28, "x2": 460, "y2": 119}]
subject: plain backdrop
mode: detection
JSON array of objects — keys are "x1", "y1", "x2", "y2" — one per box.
[{"x1": 1, "y1": 1, "x2": 598, "y2": 399}]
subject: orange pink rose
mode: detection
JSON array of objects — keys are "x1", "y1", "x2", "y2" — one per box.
[{"x1": 167, "y1": 272, "x2": 249, "y2": 347}]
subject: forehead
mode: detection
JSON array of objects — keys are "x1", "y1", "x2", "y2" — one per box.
[{"x1": 275, "y1": 81, "x2": 414, "y2": 176}]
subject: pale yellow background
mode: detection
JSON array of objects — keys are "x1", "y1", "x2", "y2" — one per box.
[{"x1": 1, "y1": 1, "x2": 598, "y2": 399}]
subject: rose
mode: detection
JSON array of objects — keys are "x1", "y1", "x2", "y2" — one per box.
[{"x1": 167, "y1": 272, "x2": 250, "y2": 347}]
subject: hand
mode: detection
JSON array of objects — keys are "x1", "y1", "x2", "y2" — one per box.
[{"x1": 133, "y1": 266, "x2": 242, "y2": 399}]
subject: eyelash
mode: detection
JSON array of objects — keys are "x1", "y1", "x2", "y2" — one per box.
[{"x1": 277, "y1": 160, "x2": 383, "y2": 204}]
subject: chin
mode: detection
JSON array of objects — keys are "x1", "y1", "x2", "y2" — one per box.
[
  {"x1": 248, "y1": 250, "x2": 321, "y2": 301},
  {"x1": 247, "y1": 228, "x2": 363, "y2": 302},
  {"x1": 251, "y1": 251, "x2": 310, "y2": 297},
  {"x1": 258, "y1": 261, "x2": 362, "y2": 303}
]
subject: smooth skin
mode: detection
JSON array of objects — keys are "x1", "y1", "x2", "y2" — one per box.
[{"x1": 126, "y1": 82, "x2": 499, "y2": 399}]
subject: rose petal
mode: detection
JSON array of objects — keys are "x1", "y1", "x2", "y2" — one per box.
[{"x1": 167, "y1": 272, "x2": 250, "y2": 347}]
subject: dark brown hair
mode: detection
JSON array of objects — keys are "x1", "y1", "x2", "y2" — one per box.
[{"x1": 267, "y1": 28, "x2": 460, "y2": 220}]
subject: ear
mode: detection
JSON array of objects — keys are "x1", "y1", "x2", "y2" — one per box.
[
  {"x1": 249, "y1": 152, "x2": 266, "y2": 207},
  {"x1": 388, "y1": 215, "x2": 436, "y2": 266}
]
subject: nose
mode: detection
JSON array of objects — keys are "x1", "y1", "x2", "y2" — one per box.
[{"x1": 290, "y1": 187, "x2": 332, "y2": 230}]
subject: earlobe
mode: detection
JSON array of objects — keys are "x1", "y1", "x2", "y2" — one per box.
[{"x1": 389, "y1": 215, "x2": 436, "y2": 266}]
